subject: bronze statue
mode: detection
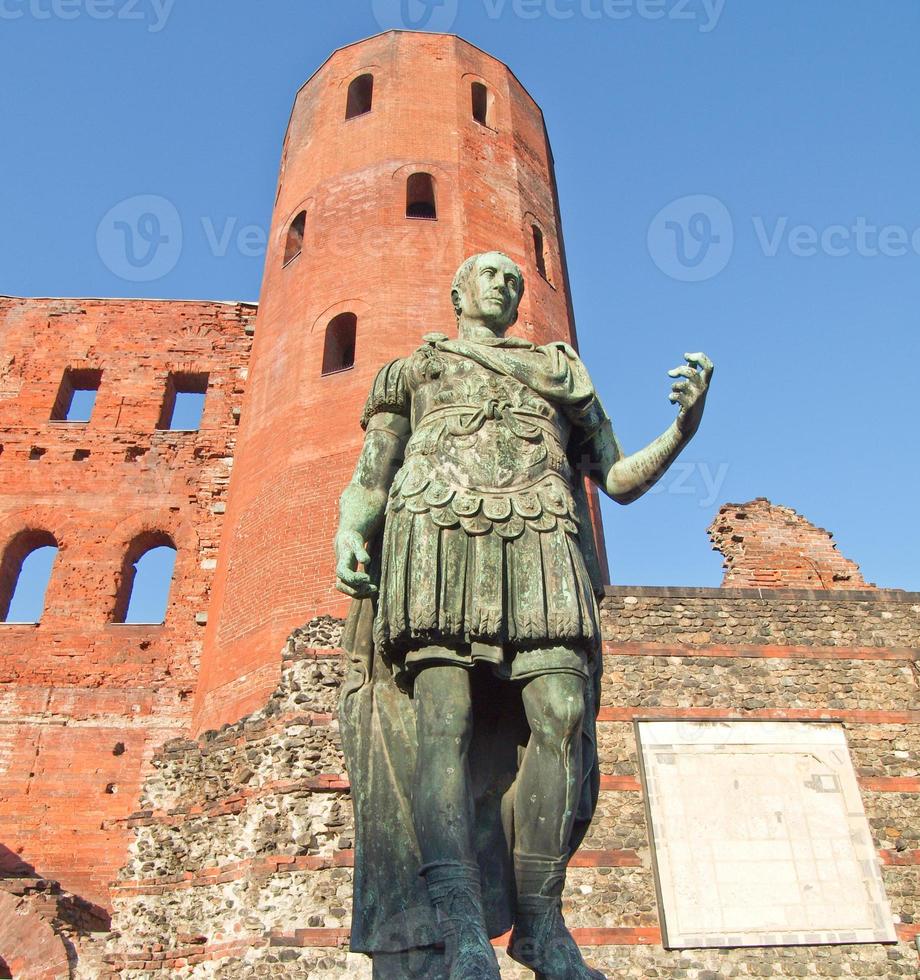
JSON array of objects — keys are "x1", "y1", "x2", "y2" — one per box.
[{"x1": 337, "y1": 252, "x2": 713, "y2": 979}]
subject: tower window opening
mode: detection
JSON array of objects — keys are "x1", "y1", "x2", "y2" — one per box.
[
  {"x1": 322, "y1": 313, "x2": 357, "y2": 375},
  {"x1": 284, "y1": 210, "x2": 306, "y2": 265},
  {"x1": 112, "y1": 532, "x2": 177, "y2": 625},
  {"x1": 406, "y1": 173, "x2": 437, "y2": 220},
  {"x1": 346, "y1": 74, "x2": 374, "y2": 119},
  {"x1": 0, "y1": 530, "x2": 59, "y2": 624},
  {"x1": 50, "y1": 368, "x2": 102, "y2": 422},
  {"x1": 157, "y1": 372, "x2": 208, "y2": 431},
  {"x1": 472, "y1": 82, "x2": 490, "y2": 126},
  {"x1": 533, "y1": 224, "x2": 549, "y2": 281}
]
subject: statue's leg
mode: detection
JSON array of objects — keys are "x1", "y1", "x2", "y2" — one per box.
[
  {"x1": 515, "y1": 672, "x2": 585, "y2": 856},
  {"x1": 509, "y1": 671, "x2": 606, "y2": 980},
  {"x1": 413, "y1": 664, "x2": 477, "y2": 865},
  {"x1": 413, "y1": 664, "x2": 501, "y2": 980}
]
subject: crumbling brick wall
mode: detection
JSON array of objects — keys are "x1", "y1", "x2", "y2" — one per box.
[
  {"x1": 710, "y1": 498, "x2": 871, "y2": 590},
  {"x1": 0, "y1": 296, "x2": 254, "y2": 910},
  {"x1": 0, "y1": 875, "x2": 109, "y2": 979}
]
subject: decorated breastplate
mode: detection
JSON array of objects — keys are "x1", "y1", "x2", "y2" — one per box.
[{"x1": 388, "y1": 350, "x2": 581, "y2": 538}]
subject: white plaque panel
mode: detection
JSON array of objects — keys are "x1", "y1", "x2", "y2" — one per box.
[{"x1": 637, "y1": 721, "x2": 896, "y2": 948}]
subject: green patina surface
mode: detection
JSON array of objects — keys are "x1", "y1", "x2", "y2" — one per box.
[{"x1": 335, "y1": 252, "x2": 713, "y2": 979}]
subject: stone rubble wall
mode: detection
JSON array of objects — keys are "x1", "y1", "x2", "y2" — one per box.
[{"x1": 103, "y1": 593, "x2": 920, "y2": 979}]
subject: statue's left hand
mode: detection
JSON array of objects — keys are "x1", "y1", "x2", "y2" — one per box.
[
  {"x1": 335, "y1": 528, "x2": 378, "y2": 599},
  {"x1": 668, "y1": 352, "x2": 714, "y2": 439}
]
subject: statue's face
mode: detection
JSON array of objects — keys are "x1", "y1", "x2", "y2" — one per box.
[{"x1": 457, "y1": 252, "x2": 523, "y2": 330}]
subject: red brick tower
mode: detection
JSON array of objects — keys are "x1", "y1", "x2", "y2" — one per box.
[{"x1": 193, "y1": 32, "x2": 608, "y2": 733}]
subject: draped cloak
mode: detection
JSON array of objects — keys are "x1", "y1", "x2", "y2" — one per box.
[{"x1": 339, "y1": 334, "x2": 610, "y2": 954}]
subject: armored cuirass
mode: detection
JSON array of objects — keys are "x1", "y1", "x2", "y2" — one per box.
[{"x1": 389, "y1": 349, "x2": 580, "y2": 539}]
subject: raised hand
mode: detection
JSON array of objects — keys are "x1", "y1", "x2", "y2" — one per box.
[
  {"x1": 668, "y1": 352, "x2": 714, "y2": 439},
  {"x1": 334, "y1": 528, "x2": 377, "y2": 599}
]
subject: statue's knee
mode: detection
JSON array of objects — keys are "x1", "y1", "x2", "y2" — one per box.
[
  {"x1": 416, "y1": 691, "x2": 472, "y2": 745},
  {"x1": 526, "y1": 678, "x2": 585, "y2": 742}
]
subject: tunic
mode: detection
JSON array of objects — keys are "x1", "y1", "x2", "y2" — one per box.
[{"x1": 361, "y1": 332, "x2": 609, "y2": 679}]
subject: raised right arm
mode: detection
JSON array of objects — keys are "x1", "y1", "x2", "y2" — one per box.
[{"x1": 335, "y1": 412, "x2": 410, "y2": 598}]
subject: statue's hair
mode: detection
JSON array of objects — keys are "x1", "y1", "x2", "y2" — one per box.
[{"x1": 451, "y1": 252, "x2": 525, "y2": 322}]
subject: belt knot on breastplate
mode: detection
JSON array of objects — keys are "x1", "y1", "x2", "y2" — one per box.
[{"x1": 443, "y1": 401, "x2": 543, "y2": 440}]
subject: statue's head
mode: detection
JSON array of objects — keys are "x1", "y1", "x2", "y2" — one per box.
[{"x1": 451, "y1": 251, "x2": 525, "y2": 333}]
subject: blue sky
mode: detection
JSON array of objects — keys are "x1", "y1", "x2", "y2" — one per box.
[{"x1": 2, "y1": 0, "x2": 918, "y2": 590}]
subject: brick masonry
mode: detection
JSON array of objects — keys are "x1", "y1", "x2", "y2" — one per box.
[
  {"x1": 709, "y1": 498, "x2": 871, "y2": 590},
  {"x1": 0, "y1": 296, "x2": 254, "y2": 910}
]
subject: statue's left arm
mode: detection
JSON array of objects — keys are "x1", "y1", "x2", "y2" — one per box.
[{"x1": 583, "y1": 352, "x2": 714, "y2": 505}]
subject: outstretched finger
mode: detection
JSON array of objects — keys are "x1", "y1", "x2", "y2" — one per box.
[
  {"x1": 684, "y1": 352, "x2": 714, "y2": 381},
  {"x1": 668, "y1": 366, "x2": 696, "y2": 380}
]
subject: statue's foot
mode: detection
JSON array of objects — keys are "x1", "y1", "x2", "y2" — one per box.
[
  {"x1": 419, "y1": 860, "x2": 501, "y2": 980},
  {"x1": 508, "y1": 905, "x2": 606, "y2": 980}
]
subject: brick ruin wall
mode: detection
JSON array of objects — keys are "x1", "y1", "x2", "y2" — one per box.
[
  {"x1": 104, "y1": 588, "x2": 920, "y2": 979},
  {"x1": 710, "y1": 499, "x2": 871, "y2": 591},
  {"x1": 0, "y1": 296, "x2": 255, "y2": 914}
]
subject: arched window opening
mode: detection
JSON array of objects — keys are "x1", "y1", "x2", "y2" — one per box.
[
  {"x1": 113, "y1": 532, "x2": 177, "y2": 625},
  {"x1": 0, "y1": 530, "x2": 59, "y2": 624},
  {"x1": 50, "y1": 367, "x2": 102, "y2": 422},
  {"x1": 533, "y1": 224, "x2": 549, "y2": 281},
  {"x1": 157, "y1": 372, "x2": 209, "y2": 431},
  {"x1": 406, "y1": 173, "x2": 437, "y2": 220},
  {"x1": 472, "y1": 82, "x2": 490, "y2": 126},
  {"x1": 284, "y1": 210, "x2": 306, "y2": 266},
  {"x1": 346, "y1": 74, "x2": 374, "y2": 119},
  {"x1": 322, "y1": 313, "x2": 357, "y2": 375}
]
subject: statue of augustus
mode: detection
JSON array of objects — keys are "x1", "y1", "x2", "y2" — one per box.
[{"x1": 337, "y1": 252, "x2": 713, "y2": 980}]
